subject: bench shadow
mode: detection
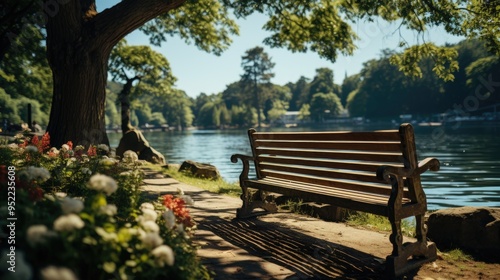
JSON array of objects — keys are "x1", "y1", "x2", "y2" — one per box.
[{"x1": 197, "y1": 215, "x2": 387, "y2": 280}]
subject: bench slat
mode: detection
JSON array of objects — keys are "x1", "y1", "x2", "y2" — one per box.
[
  {"x1": 259, "y1": 162, "x2": 384, "y2": 184},
  {"x1": 260, "y1": 177, "x2": 396, "y2": 203},
  {"x1": 259, "y1": 170, "x2": 403, "y2": 197},
  {"x1": 252, "y1": 130, "x2": 401, "y2": 142},
  {"x1": 255, "y1": 147, "x2": 403, "y2": 163},
  {"x1": 254, "y1": 140, "x2": 402, "y2": 152},
  {"x1": 244, "y1": 178, "x2": 400, "y2": 216},
  {"x1": 258, "y1": 155, "x2": 403, "y2": 172}
]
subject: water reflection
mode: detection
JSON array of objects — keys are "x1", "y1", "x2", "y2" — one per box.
[{"x1": 109, "y1": 126, "x2": 500, "y2": 210}]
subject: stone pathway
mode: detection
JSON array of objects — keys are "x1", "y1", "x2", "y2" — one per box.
[{"x1": 140, "y1": 169, "x2": 408, "y2": 280}]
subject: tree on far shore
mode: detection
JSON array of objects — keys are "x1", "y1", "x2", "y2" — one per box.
[{"x1": 240, "y1": 46, "x2": 275, "y2": 128}]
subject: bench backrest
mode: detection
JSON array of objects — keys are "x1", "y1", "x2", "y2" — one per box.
[{"x1": 247, "y1": 123, "x2": 420, "y2": 199}]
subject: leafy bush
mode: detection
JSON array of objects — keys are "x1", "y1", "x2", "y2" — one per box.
[{"x1": 0, "y1": 133, "x2": 211, "y2": 279}]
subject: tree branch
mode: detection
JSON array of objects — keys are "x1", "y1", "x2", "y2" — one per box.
[{"x1": 90, "y1": 0, "x2": 187, "y2": 52}]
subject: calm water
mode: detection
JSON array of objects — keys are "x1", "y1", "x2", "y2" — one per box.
[{"x1": 109, "y1": 124, "x2": 500, "y2": 210}]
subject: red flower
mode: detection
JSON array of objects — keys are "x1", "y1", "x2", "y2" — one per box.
[
  {"x1": 66, "y1": 141, "x2": 73, "y2": 150},
  {"x1": 162, "y1": 194, "x2": 194, "y2": 228},
  {"x1": 87, "y1": 146, "x2": 97, "y2": 157},
  {"x1": 40, "y1": 132, "x2": 51, "y2": 152},
  {"x1": 31, "y1": 134, "x2": 39, "y2": 146},
  {"x1": 18, "y1": 139, "x2": 28, "y2": 148},
  {"x1": 19, "y1": 132, "x2": 51, "y2": 153}
]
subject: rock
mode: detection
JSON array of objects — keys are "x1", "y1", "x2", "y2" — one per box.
[
  {"x1": 179, "y1": 160, "x2": 220, "y2": 180},
  {"x1": 116, "y1": 130, "x2": 166, "y2": 165},
  {"x1": 427, "y1": 207, "x2": 500, "y2": 260}
]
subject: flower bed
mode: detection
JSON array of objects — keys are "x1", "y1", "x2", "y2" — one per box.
[{"x1": 0, "y1": 133, "x2": 211, "y2": 279}]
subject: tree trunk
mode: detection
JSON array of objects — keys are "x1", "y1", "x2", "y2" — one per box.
[
  {"x1": 44, "y1": 0, "x2": 186, "y2": 148},
  {"x1": 46, "y1": 42, "x2": 111, "y2": 147},
  {"x1": 254, "y1": 79, "x2": 262, "y2": 128}
]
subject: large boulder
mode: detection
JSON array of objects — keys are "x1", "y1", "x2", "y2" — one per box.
[
  {"x1": 179, "y1": 160, "x2": 220, "y2": 180},
  {"x1": 427, "y1": 207, "x2": 500, "y2": 260},
  {"x1": 116, "y1": 130, "x2": 166, "y2": 165}
]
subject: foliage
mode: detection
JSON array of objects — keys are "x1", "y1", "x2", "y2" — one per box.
[
  {"x1": 141, "y1": 0, "x2": 239, "y2": 55},
  {"x1": 466, "y1": 56, "x2": 500, "y2": 105},
  {"x1": 298, "y1": 104, "x2": 311, "y2": 121},
  {"x1": 240, "y1": 46, "x2": 276, "y2": 127},
  {"x1": 441, "y1": 249, "x2": 474, "y2": 262},
  {"x1": 309, "y1": 92, "x2": 343, "y2": 122},
  {"x1": 346, "y1": 212, "x2": 416, "y2": 238},
  {"x1": 340, "y1": 73, "x2": 361, "y2": 107},
  {"x1": 0, "y1": 136, "x2": 210, "y2": 279},
  {"x1": 286, "y1": 76, "x2": 310, "y2": 111},
  {"x1": 267, "y1": 99, "x2": 289, "y2": 123},
  {"x1": 162, "y1": 164, "x2": 241, "y2": 197}
]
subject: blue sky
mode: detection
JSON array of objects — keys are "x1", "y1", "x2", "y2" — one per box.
[{"x1": 100, "y1": 2, "x2": 464, "y2": 98}]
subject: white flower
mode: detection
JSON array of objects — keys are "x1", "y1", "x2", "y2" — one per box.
[
  {"x1": 97, "y1": 144, "x2": 109, "y2": 153},
  {"x1": 177, "y1": 188, "x2": 185, "y2": 195},
  {"x1": 151, "y1": 245, "x2": 175, "y2": 267},
  {"x1": 66, "y1": 157, "x2": 77, "y2": 167},
  {"x1": 74, "y1": 145, "x2": 85, "y2": 152},
  {"x1": 99, "y1": 204, "x2": 117, "y2": 216},
  {"x1": 53, "y1": 214, "x2": 85, "y2": 232},
  {"x1": 141, "y1": 220, "x2": 160, "y2": 233},
  {"x1": 61, "y1": 144, "x2": 70, "y2": 151},
  {"x1": 180, "y1": 195, "x2": 194, "y2": 206},
  {"x1": 40, "y1": 266, "x2": 78, "y2": 280},
  {"x1": 7, "y1": 143, "x2": 18, "y2": 150},
  {"x1": 119, "y1": 171, "x2": 131, "y2": 177},
  {"x1": 141, "y1": 232, "x2": 163, "y2": 249},
  {"x1": 140, "y1": 208, "x2": 158, "y2": 222},
  {"x1": 95, "y1": 227, "x2": 118, "y2": 242},
  {"x1": 88, "y1": 174, "x2": 118, "y2": 195},
  {"x1": 162, "y1": 209, "x2": 176, "y2": 229},
  {"x1": 18, "y1": 166, "x2": 51, "y2": 182},
  {"x1": 26, "y1": 225, "x2": 55, "y2": 247},
  {"x1": 60, "y1": 197, "x2": 84, "y2": 214},
  {"x1": 48, "y1": 147, "x2": 59, "y2": 156},
  {"x1": 122, "y1": 150, "x2": 138, "y2": 162},
  {"x1": 99, "y1": 157, "x2": 117, "y2": 166},
  {"x1": 140, "y1": 202, "x2": 155, "y2": 211},
  {"x1": 80, "y1": 168, "x2": 91, "y2": 175},
  {"x1": 25, "y1": 145, "x2": 38, "y2": 153}
]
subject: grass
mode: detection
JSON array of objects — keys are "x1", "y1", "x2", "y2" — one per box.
[
  {"x1": 441, "y1": 248, "x2": 473, "y2": 262},
  {"x1": 151, "y1": 163, "x2": 242, "y2": 197},
  {"x1": 346, "y1": 212, "x2": 417, "y2": 237}
]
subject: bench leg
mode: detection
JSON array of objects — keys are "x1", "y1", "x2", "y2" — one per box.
[
  {"x1": 386, "y1": 214, "x2": 437, "y2": 278},
  {"x1": 236, "y1": 188, "x2": 278, "y2": 218}
]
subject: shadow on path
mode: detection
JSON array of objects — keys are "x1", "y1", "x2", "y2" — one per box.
[{"x1": 197, "y1": 215, "x2": 386, "y2": 280}]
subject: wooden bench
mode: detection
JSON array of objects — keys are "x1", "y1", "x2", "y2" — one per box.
[{"x1": 230, "y1": 123, "x2": 439, "y2": 277}]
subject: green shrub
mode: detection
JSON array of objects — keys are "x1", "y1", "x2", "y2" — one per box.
[{"x1": 0, "y1": 134, "x2": 211, "y2": 279}]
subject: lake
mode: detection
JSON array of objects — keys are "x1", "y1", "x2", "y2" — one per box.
[{"x1": 109, "y1": 123, "x2": 500, "y2": 210}]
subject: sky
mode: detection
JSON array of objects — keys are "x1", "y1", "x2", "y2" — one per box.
[{"x1": 100, "y1": 2, "x2": 464, "y2": 99}]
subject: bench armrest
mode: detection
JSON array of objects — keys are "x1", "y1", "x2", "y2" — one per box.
[
  {"x1": 376, "y1": 157, "x2": 440, "y2": 181},
  {"x1": 230, "y1": 154, "x2": 255, "y2": 183}
]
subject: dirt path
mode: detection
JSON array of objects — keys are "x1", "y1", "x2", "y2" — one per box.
[{"x1": 141, "y1": 171, "x2": 500, "y2": 279}]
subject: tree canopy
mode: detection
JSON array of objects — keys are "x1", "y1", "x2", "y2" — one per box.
[{"x1": 1, "y1": 0, "x2": 499, "y2": 145}]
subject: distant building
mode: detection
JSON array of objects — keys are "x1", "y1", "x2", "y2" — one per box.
[{"x1": 276, "y1": 111, "x2": 301, "y2": 127}]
